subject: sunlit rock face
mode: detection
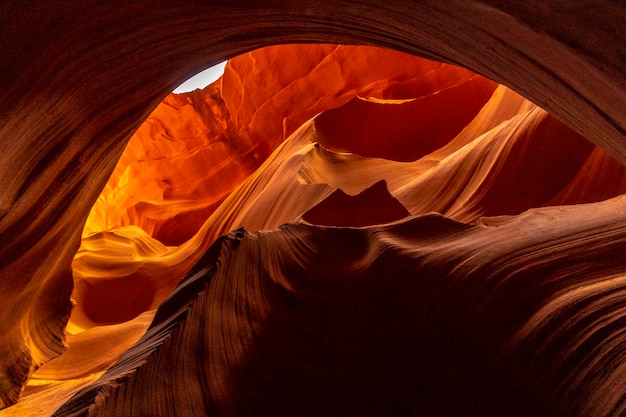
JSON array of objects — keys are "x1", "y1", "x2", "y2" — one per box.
[
  {"x1": 1, "y1": 2, "x2": 626, "y2": 417},
  {"x1": 85, "y1": 45, "x2": 496, "y2": 245}
]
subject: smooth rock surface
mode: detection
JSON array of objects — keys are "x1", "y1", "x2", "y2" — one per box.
[{"x1": 0, "y1": 1, "x2": 625, "y2": 415}]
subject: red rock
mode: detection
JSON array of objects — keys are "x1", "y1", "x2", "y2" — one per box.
[
  {"x1": 0, "y1": 2, "x2": 625, "y2": 416},
  {"x1": 302, "y1": 179, "x2": 411, "y2": 227},
  {"x1": 314, "y1": 76, "x2": 496, "y2": 162}
]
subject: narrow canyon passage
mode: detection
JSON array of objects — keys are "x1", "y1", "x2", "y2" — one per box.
[
  {"x1": 5, "y1": 44, "x2": 626, "y2": 417},
  {"x1": 1, "y1": 2, "x2": 626, "y2": 417}
]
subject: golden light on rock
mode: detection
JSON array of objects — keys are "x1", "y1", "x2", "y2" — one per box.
[{"x1": 1, "y1": 3, "x2": 626, "y2": 417}]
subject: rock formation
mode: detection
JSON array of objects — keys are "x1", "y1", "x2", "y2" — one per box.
[{"x1": 1, "y1": 2, "x2": 625, "y2": 416}]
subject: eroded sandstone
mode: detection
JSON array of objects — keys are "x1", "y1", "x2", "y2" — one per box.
[{"x1": 1, "y1": 2, "x2": 625, "y2": 416}]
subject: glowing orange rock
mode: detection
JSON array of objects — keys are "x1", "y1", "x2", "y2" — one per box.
[
  {"x1": 87, "y1": 45, "x2": 498, "y2": 247},
  {"x1": 69, "y1": 78, "x2": 626, "y2": 337},
  {"x1": 84, "y1": 83, "x2": 240, "y2": 246},
  {"x1": 2, "y1": 3, "x2": 626, "y2": 412},
  {"x1": 71, "y1": 44, "x2": 501, "y2": 330},
  {"x1": 0, "y1": 0, "x2": 626, "y2": 417},
  {"x1": 222, "y1": 45, "x2": 498, "y2": 152},
  {"x1": 69, "y1": 44, "x2": 626, "y2": 339},
  {"x1": 314, "y1": 79, "x2": 496, "y2": 162}
]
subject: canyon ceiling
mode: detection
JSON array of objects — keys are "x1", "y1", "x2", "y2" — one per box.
[{"x1": 1, "y1": 1, "x2": 626, "y2": 416}]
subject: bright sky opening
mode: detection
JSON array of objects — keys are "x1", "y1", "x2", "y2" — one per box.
[{"x1": 173, "y1": 61, "x2": 227, "y2": 93}]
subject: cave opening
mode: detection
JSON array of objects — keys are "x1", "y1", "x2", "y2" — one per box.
[{"x1": 173, "y1": 61, "x2": 227, "y2": 94}]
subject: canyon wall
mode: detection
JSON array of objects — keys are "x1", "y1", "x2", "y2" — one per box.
[{"x1": 0, "y1": 1, "x2": 625, "y2": 416}]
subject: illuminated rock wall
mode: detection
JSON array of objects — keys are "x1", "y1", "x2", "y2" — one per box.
[{"x1": 0, "y1": 1, "x2": 625, "y2": 416}]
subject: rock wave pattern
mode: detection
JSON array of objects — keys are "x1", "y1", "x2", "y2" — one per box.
[
  {"x1": 44, "y1": 45, "x2": 626, "y2": 417},
  {"x1": 58, "y1": 204, "x2": 626, "y2": 416},
  {"x1": 1, "y1": 2, "x2": 626, "y2": 416}
]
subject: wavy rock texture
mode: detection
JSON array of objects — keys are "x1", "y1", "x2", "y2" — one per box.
[
  {"x1": 56, "y1": 203, "x2": 626, "y2": 417},
  {"x1": 85, "y1": 44, "x2": 495, "y2": 245},
  {"x1": 56, "y1": 81, "x2": 626, "y2": 416},
  {"x1": 0, "y1": 1, "x2": 625, "y2": 416},
  {"x1": 71, "y1": 46, "x2": 495, "y2": 328}
]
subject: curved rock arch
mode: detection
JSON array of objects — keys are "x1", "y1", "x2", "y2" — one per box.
[{"x1": 0, "y1": 0, "x2": 625, "y2": 409}]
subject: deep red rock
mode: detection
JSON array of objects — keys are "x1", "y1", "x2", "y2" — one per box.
[{"x1": 0, "y1": 2, "x2": 625, "y2": 416}]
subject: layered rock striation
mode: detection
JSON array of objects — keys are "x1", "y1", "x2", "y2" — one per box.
[
  {"x1": 1, "y1": 2, "x2": 626, "y2": 416},
  {"x1": 57, "y1": 204, "x2": 626, "y2": 416}
]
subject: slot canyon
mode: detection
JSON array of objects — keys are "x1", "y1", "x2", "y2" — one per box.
[{"x1": 1, "y1": 2, "x2": 626, "y2": 416}]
